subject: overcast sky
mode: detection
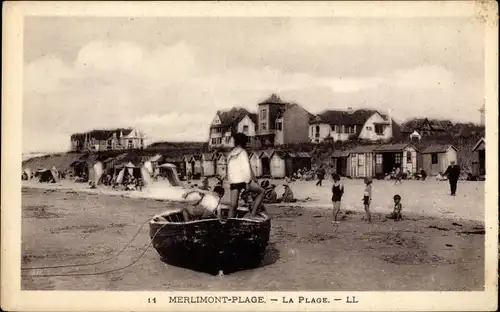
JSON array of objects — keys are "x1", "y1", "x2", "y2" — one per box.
[{"x1": 23, "y1": 16, "x2": 485, "y2": 153}]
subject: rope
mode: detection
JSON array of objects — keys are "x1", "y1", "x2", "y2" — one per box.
[
  {"x1": 22, "y1": 218, "x2": 152, "y2": 270},
  {"x1": 23, "y1": 223, "x2": 167, "y2": 278}
]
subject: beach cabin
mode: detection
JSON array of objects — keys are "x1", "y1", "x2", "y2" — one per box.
[
  {"x1": 420, "y1": 144, "x2": 458, "y2": 176},
  {"x1": 373, "y1": 143, "x2": 418, "y2": 177},
  {"x1": 331, "y1": 150, "x2": 350, "y2": 177},
  {"x1": 185, "y1": 154, "x2": 202, "y2": 179},
  {"x1": 347, "y1": 145, "x2": 377, "y2": 178},
  {"x1": 270, "y1": 151, "x2": 288, "y2": 178},
  {"x1": 249, "y1": 151, "x2": 263, "y2": 178},
  {"x1": 164, "y1": 155, "x2": 186, "y2": 178},
  {"x1": 259, "y1": 149, "x2": 273, "y2": 178},
  {"x1": 200, "y1": 153, "x2": 216, "y2": 177},
  {"x1": 216, "y1": 153, "x2": 228, "y2": 178},
  {"x1": 471, "y1": 137, "x2": 485, "y2": 176},
  {"x1": 287, "y1": 152, "x2": 312, "y2": 176}
]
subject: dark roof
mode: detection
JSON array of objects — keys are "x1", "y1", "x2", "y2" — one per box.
[
  {"x1": 201, "y1": 153, "x2": 216, "y2": 161},
  {"x1": 248, "y1": 113, "x2": 258, "y2": 124},
  {"x1": 349, "y1": 145, "x2": 379, "y2": 153},
  {"x1": 401, "y1": 118, "x2": 447, "y2": 133},
  {"x1": 331, "y1": 150, "x2": 350, "y2": 158},
  {"x1": 421, "y1": 144, "x2": 457, "y2": 154},
  {"x1": 71, "y1": 128, "x2": 134, "y2": 141},
  {"x1": 310, "y1": 109, "x2": 378, "y2": 127},
  {"x1": 258, "y1": 93, "x2": 286, "y2": 105},
  {"x1": 374, "y1": 143, "x2": 417, "y2": 153},
  {"x1": 472, "y1": 137, "x2": 485, "y2": 152},
  {"x1": 212, "y1": 108, "x2": 254, "y2": 131},
  {"x1": 270, "y1": 150, "x2": 288, "y2": 159}
]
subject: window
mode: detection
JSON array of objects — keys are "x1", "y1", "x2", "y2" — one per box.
[
  {"x1": 260, "y1": 123, "x2": 267, "y2": 131},
  {"x1": 225, "y1": 136, "x2": 231, "y2": 143},
  {"x1": 366, "y1": 126, "x2": 372, "y2": 131},
  {"x1": 260, "y1": 109, "x2": 267, "y2": 120},
  {"x1": 315, "y1": 125, "x2": 320, "y2": 133},
  {"x1": 127, "y1": 140, "x2": 133, "y2": 149},
  {"x1": 346, "y1": 126, "x2": 355, "y2": 134},
  {"x1": 243, "y1": 125, "x2": 249, "y2": 133},
  {"x1": 211, "y1": 138, "x2": 217, "y2": 145},
  {"x1": 276, "y1": 122, "x2": 282, "y2": 131},
  {"x1": 395, "y1": 153, "x2": 402, "y2": 164},
  {"x1": 431, "y1": 153, "x2": 438, "y2": 164},
  {"x1": 406, "y1": 151, "x2": 412, "y2": 163},
  {"x1": 140, "y1": 139, "x2": 144, "y2": 147},
  {"x1": 376, "y1": 154, "x2": 383, "y2": 164},
  {"x1": 375, "y1": 124, "x2": 384, "y2": 135},
  {"x1": 107, "y1": 140, "x2": 112, "y2": 150},
  {"x1": 335, "y1": 125, "x2": 341, "y2": 133},
  {"x1": 358, "y1": 154, "x2": 365, "y2": 166}
]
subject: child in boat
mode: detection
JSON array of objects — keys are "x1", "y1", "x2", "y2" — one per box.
[
  {"x1": 331, "y1": 174, "x2": 344, "y2": 224},
  {"x1": 386, "y1": 194, "x2": 403, "y2": 221},
  {"x1": 181, "y1": 185, "x2": 226, "y2": 221},
  {"x1": 227, "y1": 133, "x2": 265, "y2": 218},
  {"x1": 363, "y1": 177, "x2": 373, "y2": 223}
]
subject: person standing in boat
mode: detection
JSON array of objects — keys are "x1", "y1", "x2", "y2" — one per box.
[{"x1": 227, "y1": 133, "x2": 265, "y2": 218}]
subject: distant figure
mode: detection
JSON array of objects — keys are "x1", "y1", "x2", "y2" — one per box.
[
  {"x1": 419, "y1": 168, "x2": 427, "y2": 181},
  {"x1": 394, "y1": 167, "x2": 402, "y2": 185},
  {"x1": 227, "y1": 133, "x2": 265, "y2": 218},
  {"x1": 386, "y1": 194, "x2": 403, "y2": 221},
  {"x1": 316, "y1": 165, "x2": 326, "y2": 187},
  {"x1": 331, "y1": 174, "x2": 344, "y2": 224},
  {"x1": 266, "y1": 184, "x2": 278, "y2": 203},
  {"x1": 200, "y1": 177, "x2": 209, "y2": 191},
  {"x1": 444, "y1": 161, "x2": 461, "y2": 196},
  {"x1": 279, "y1": 184, "x2": 297, "y2": 203},
  {"x1": 363, "y1": 177, "x2": 373, "y2": 223}
]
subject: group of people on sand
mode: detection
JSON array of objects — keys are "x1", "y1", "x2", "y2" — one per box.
[{"x1": 330, "y1": 173, "x2": 402, "y2": 224}]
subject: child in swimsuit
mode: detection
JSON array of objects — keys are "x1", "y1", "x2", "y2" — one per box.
[
  {"x1": 363, "y1": 177, "x2": 373, "y2": 223},
  {"x1": 331, "y1": 174, "x2": 344, "y2": 224},
  {"x1": 386, "y1": 194, "x2": 403, "y2": 221}
]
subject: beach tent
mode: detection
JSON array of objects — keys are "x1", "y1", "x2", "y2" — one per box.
[
  {"x1": 115, "y1": 162, "x2": 150, "y2": 186},
  {"x1": 91, "y1": 161, "x2": 105, "y2": 185},
  {"x1": 35, "y1": 168, "x2": 59, "y2": 183},
  {"x1": 158, "y1": 163, "x2": 183, "y2": 187},
  {"x1": 22, "y1": 168, "x2": 33, "y2": 180},
  {"x1": 143, "y1": 154, "x2": 163, "y2": 175}
]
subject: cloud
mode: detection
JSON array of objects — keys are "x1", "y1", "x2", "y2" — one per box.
[{"x1": 22, "y1": 16, "x2": 485, "y2": 153}]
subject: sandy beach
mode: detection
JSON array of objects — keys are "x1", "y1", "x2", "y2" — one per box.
[{"x1": 21, "y1": 178, "x2": 485, "y2": 291}]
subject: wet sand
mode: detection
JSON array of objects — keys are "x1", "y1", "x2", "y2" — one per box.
[{"x1": 21, "y1": 186, "x2": 484, "y2": 291}]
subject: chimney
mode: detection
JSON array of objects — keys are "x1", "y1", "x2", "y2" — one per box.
[
  {"x1": 347, "y1": 107, "x2": 354, "y2": 114},
  {"x1": 387, "y1": 109, "x2": 393, "y2": 125}
]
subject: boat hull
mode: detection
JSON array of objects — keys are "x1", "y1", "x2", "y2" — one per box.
[{"x1": 150, "y1": 215, "x2": 271, "y2": 274}]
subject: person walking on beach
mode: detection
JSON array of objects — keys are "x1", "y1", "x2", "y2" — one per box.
[
  {"x1": 227, "y1": 133, "x2": 265, "y2": 218},
  {"x1": 316, "y1": 165, "x2": 326, "y2": 187},
  {"x1": 331, "y1": 174, "x2": 344, "y2": 224},
  {"x1": 444, "y1": 161, "x2": 461, "y2": 196},
  {"x1": 363, "y1": 177, "x2": 373, "y2": 223},
  {"x1": 394, "y1": 167, "x2": 402, "y2": 185}
]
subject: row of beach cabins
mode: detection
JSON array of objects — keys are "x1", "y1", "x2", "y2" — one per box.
[{"x1": 62, "y1": 138, "x2": 485, "y2": 183}]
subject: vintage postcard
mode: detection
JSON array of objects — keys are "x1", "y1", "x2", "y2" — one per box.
[{"x1": 2, "y1": 1, "x2": 498, "y2": 311}]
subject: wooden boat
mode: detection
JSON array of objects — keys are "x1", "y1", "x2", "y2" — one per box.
[{"x1": 149, "y1": 207, "x2": 271, "y2": 274}]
